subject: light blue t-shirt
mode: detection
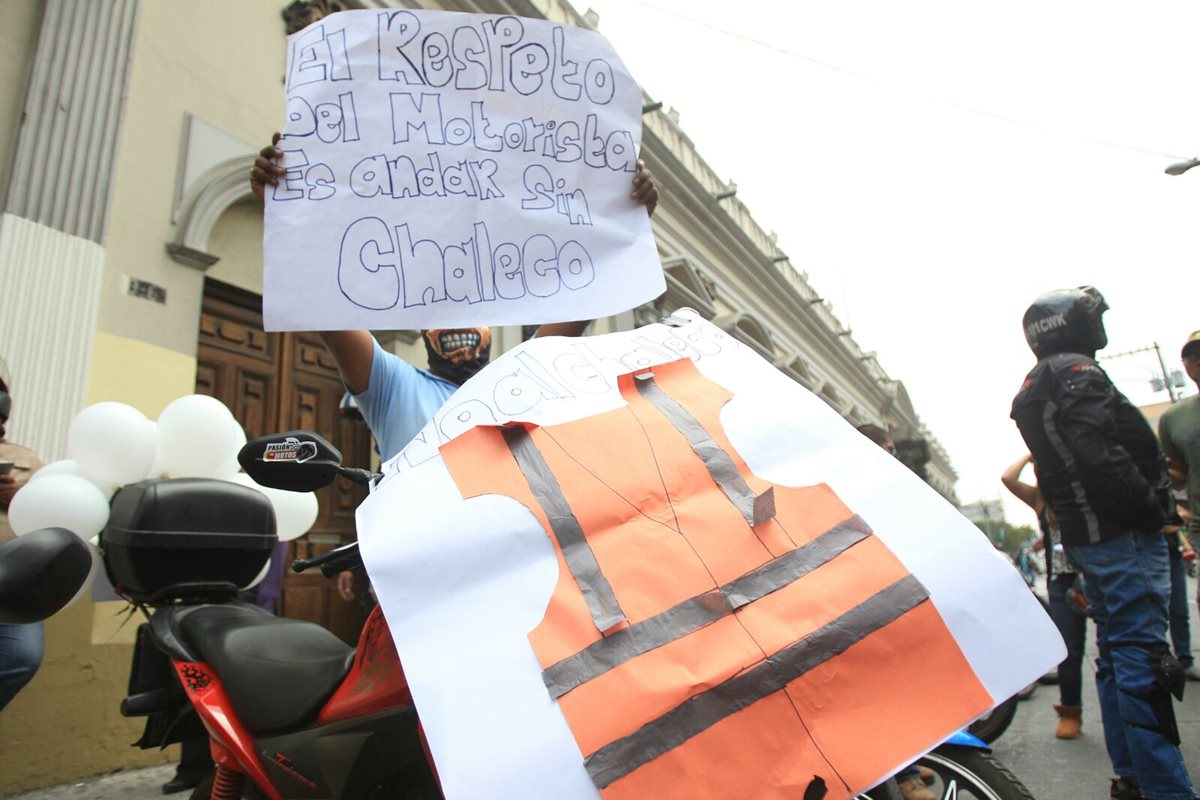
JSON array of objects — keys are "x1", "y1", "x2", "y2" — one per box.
[{"x1": 353, "y1": 339, "x2": 457, "y2": 460}]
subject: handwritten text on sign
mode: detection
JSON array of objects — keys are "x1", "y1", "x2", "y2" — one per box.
[{"x1": 263, "y1": 10, "x2": 663, "y2": 332}]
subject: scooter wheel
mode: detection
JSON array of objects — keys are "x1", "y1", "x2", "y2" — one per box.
[{"x1": 914, "y1": 745, "x2": 1036, "y2": 800}]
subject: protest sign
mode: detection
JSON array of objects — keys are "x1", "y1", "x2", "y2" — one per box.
[
  {"x1": 357, "y1": 309, "x2": 1065, "y2": 799},
  {"x1": 263, "y1": 9, "x2": 663, "y2": 331}
]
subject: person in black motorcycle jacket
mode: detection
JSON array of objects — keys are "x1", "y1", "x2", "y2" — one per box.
[{"x1": 1011, "y1": 286, "x2": 1197, "y2": 800}]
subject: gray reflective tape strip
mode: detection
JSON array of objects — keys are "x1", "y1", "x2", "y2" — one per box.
[
  {"x1": 1042, "y1": 402, "x2": 1101, "y2": 543},
  {"x1": 634, "y1": 374, "x2": 774, "y2": 526},
  {"x1": 542, "y1": 518, "x2": 873, "y2": 697},
  {"x1": 723, "y1": 517, "x2": 871, "y2": 609},
  {"x1": 502, "y1": 426, "x2": 626, "y2": 632},
  {"x1": 584, "y1": 574, "x2": 929, "y2": 789},
  {"x1": 544, "y1": 591, "x2": 733, "y2": 698}
]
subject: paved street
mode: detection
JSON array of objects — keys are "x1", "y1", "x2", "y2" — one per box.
[
  {"x1": 2, "y1": 765, "x2": 175, "y2": 800},
  {"x1": 8, "y1": 576, "x2": 1200, "y2": 800},
  {"x1": 993, "y1": 573, "x2": 1200, "y2": 799}
]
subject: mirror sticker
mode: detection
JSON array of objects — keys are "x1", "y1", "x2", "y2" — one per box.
[{"x1": 263, "y1": 437, "x2": 318, "y2": 463}]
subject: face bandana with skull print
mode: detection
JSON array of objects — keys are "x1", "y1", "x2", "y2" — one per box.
[{"x1": 422, "y1": 328, "x2": 492, "y2": 385}]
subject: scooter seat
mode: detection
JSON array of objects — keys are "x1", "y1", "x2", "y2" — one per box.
[{"x1": 179, "y1": 603, "x2": 354, "y2": 734}]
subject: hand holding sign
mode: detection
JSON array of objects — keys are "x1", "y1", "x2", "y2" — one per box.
[{"x1": 263, "y1": 9, "x2": 664, "y2": 333}]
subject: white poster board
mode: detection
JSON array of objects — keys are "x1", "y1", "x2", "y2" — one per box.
[
  {"x1": 263, "y1": 9, "x2": 663, "y2": 331},
  {"x1": 357, "y1": 310, "x2": 1065, "y2": 799}
]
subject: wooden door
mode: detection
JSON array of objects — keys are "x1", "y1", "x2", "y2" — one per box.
[{"x1": 196, "y1": 280, "x2": 371, "y2": 644}]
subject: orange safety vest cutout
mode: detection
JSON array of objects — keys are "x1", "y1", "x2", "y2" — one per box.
[{"x1": 440, "y1": 358, "x2": 990, "y2": 798}]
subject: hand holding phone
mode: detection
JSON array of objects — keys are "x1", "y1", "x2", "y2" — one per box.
[{"x1": 0, "y1": 463, "x2": 16, "y2": 506}]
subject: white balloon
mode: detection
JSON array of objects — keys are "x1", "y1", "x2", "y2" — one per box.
[
  {"x1": 212, "y1": 418, "x2": 248, "y2": 481},
  {"x1": 8, "y1": 474, "x2": 111, "y2": 540},
  {"x1": 223, "y1": 472, "x2": 316, "y2": 542},
  {"x1": 67, "y1": 402, "x2": 157, "y2": 486},
  {"x1": 156, "y1": 395, "x2": 240, "y2": 478},
  {"x1": 269, "y1": 488, "x2": 319, "y2": 542},
  {"x1": 63, "y1": 545, "x2": 100, "y2": 610},
  {"x1": 29, "y1": 459, "x2": 118, "y2": 499},
  {"x1": 225, "y1": 472, "x2": 258, "y2": 490},
  {"x1": 242, "y1": 558, "x2": 272, "y2": 590},
  {"x1": 144, "y1": 422, "x2": 169, "y2": 479}
]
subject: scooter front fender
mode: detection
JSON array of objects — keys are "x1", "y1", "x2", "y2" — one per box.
[{"x1": 941, "y1": 729, "x2": 990, "y2": 750}]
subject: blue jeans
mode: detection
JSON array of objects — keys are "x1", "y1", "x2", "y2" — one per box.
[
  {"x1": 1048, "y1": 572, "x2": 1087, "y2": 706},
  {"x1": 1067, "y1": 532, "x2": 1198, "y2": 800},
  {"x1": 1169, "y1": 544, "x2": 1194, "y2": 668},
  {"x1": 0, "y1": 621, "x2": 44, "y2": 711}
]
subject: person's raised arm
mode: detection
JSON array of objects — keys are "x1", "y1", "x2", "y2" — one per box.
[
  {"x1": 319, "y1": 331, "x2": 374, "y2": 394},
  {"x1": 533, "y1": 159, "x2": 659, "y2": 341},
  {"x1": 1167, "y1": 458, "x2": 1188, "y2": 490},
  {"x1": 533, "y1": 320, "x2": 591, "y2": 339},
  {"x1": 251, "y1": 134, "x2": 375, "y2": 393},
  {"x1": 1000, "y1": 453, "x2": 1043, "y2": 513}
]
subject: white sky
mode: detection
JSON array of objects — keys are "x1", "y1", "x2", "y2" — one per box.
[{"x1": 575, "y1": 0, "x2": 1200, "y2": 528}]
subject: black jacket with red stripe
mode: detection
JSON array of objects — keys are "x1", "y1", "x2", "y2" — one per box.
[{"x1": 1011, "y1": 351, "x2": 1171, "y2": 546}]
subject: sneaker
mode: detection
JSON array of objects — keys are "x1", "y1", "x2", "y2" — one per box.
[
  {"x1": 898, "y1": 777, "x2": 937, "y2": 800},
  {"x1": 1110, "y1": 776, "x2": 1143, "y2": 800},
  {"x1": 1185, "y1": 665, "x2": 1200, "y2": 682}
]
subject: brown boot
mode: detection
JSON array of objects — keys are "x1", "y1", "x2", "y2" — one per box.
[{"x1": 1054, "y1": 704, "x2": 1082, "y2": 739}]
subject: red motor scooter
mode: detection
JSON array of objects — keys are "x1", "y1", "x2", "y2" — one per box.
[
  {"x1": 94, "y1": 429, "x2": 1034, "y2": 800},
  {"x1": 103, "y1": 431, "x2": 440, "y2": 800}
]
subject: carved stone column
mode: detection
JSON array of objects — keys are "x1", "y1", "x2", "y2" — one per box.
[{"x1": 0, "y1": 0, "x2": 140, "y2": 457}]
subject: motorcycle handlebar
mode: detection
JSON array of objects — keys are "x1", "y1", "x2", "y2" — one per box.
[
  {"x1": 291, "y1": 540, "x2": 362, "y2": 577},
  {"x1": 337, "y1": 466, "x2": 379, "y2": 487}
]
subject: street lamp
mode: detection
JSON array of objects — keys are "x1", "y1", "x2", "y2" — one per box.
[{"x1": 1165, "y1": 157, "x2": 1200, "y2": 176}]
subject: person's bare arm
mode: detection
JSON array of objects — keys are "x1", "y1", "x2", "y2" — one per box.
[
  {"x1": 0, "y1": 475, "x2": 16, "y2": 507},
  {"x1": 1000, "y1": 454, "x2": 1042, "y2": 513},
  {"x1": 533, "y1": 321, "x2": 590, "y2": 339},
  {"x1": 251, "y1": 135, "x2": 376, "y2": 392},
  {"x1": 336, "y1": 569, "x2": 356, "y2": 602},
  {"x1": 319, "y1": 331, "x2": 374, "y2": 394},
  {"x1": 1167, "y1": 456, "x2": 1187, "y2": 490}
]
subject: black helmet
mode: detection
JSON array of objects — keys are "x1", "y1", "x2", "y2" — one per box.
[{"x1": 1022, "y1": 285, "x2": 1109, "y2": 358}]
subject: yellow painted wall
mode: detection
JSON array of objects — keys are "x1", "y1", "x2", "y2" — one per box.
[
  {"x1": 0, "y1": 1, "x2": 621, "y2": 792},
  {"x1": 207, "y1": 198, "x2": 267, "y2": 297},
  {"x1": 98, "y1": 0, "x2": 285, "y2": 357},
  {"x1": 3, "y1": 0, "x2": 284, "y2": 784},
  {"x1": 85, "y1": 331, "x2": 199, "y2": 417},
  {"x1": 0, "y1": 601, "x2": 178, "y2": 795},
  {"x1": 0, "y1": 333, "x2": 196, "y2": 793}
]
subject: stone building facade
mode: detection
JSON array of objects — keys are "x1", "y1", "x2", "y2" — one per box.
[{"x1": 0, "y1": 0, "x2": 956, "y2": 790}]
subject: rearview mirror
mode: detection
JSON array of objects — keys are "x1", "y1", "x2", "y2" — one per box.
[
  {"x1": 238, "y1": 430, "x2": 343, "y2": 492},
  {"x1": 0, "y1": 528, "x2": 94, "y2": 624}
]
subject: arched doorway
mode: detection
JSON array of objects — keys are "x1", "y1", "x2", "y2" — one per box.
[
  {"x1": 176, "y1": 151, "x2": 374, "y2": 643},
  {"x1": 195, "y1": 279, "x2": 372, "y2": 643}
]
